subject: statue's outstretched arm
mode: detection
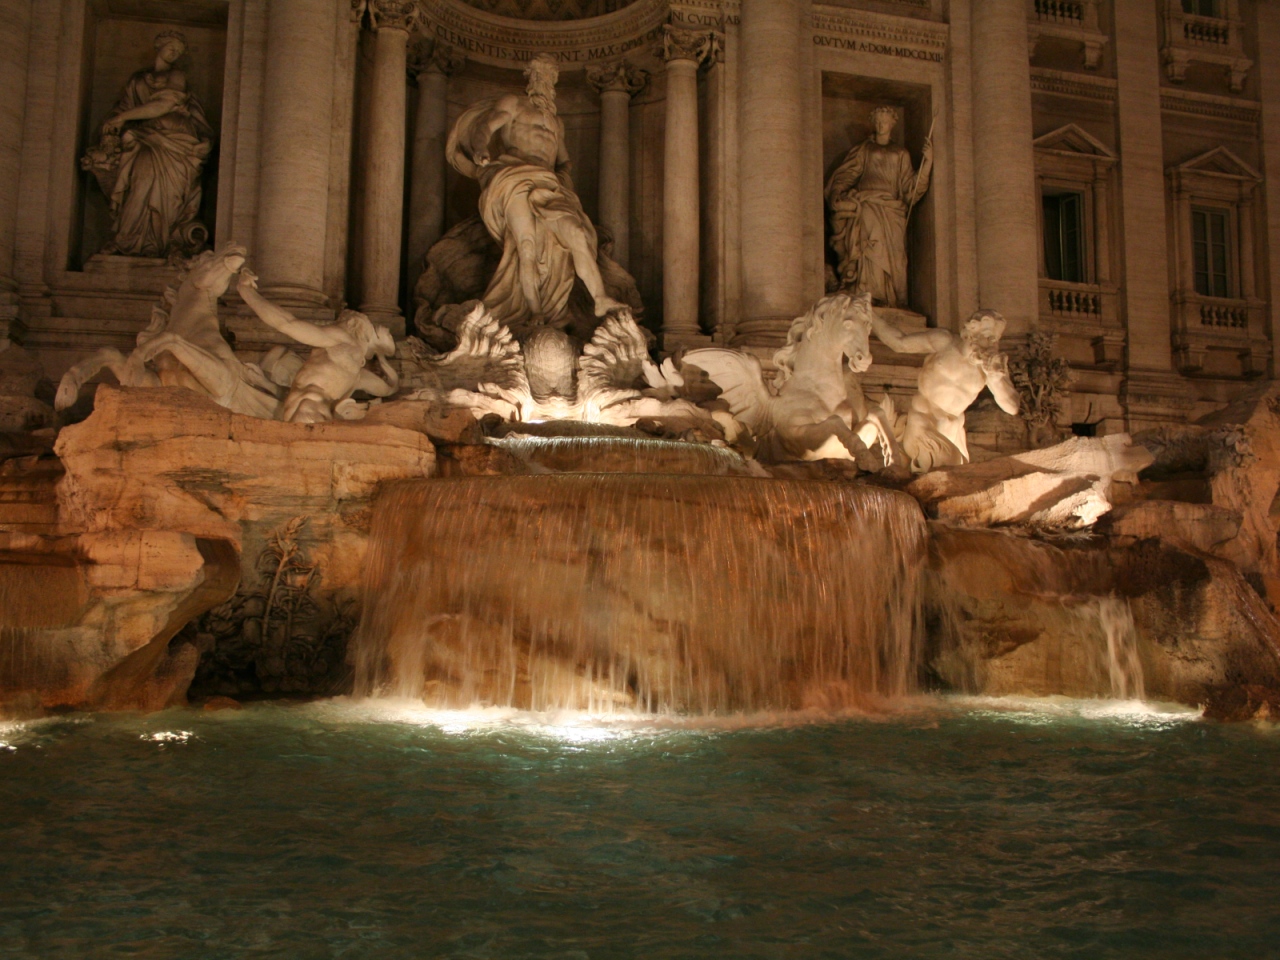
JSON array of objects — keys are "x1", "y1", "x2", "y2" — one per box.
[
  {"x1": 984, "y1": 360, "x2": 1021, "y2": 416},
  {"x1": 238, "y1": 270, "x2": 347, "y2": 349},
  {"x1": 470, "y1": 96, "x2": 518, "y2": 163},
  {"x1": 871, "y1": 312, "x2": 952, "y2": 355}
]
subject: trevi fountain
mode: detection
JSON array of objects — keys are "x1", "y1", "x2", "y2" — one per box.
[{"x1": 1, "y1": 0, "x2": 1280, "y2": 956}]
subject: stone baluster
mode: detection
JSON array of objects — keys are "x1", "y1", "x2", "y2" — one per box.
[
  {"x1": 969, "y1": 0, "x2": 1040, "y2": 334},
  {"x1": 358, "y1": 0, "x2": 418, "y2": 329},
  {"x1": 661, "y1": 25, "x2": 711, "y2": 348},
  {"x1": 734, "y1": 0, "x2": 805, "y2": 348},
  {"x1": 407, "y1": 41, "x2": 464, "y2": 298},
  {"x1": 0, "y1": 0, "x2": 30, "y2": 336},
  {"x1": 587, "y1": 59, "x2": 647, "y2": 270},
  {"x1": 255, "y1": 0, "x2": 340, "y2": 307}
]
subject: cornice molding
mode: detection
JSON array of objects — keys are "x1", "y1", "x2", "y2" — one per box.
[
  {"x1": 416, "y1": 0, "x2": 668, "y2": 67},
  {"x1": 1160, "y1": 88, "x2": 1260, "y2": 126},
  {"x1": 1030, "y1": 68, "x2": 1117, "y2": 102}
]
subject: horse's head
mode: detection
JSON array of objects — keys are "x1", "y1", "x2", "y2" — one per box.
[
  {"x1": 814, "y1": 291, "x2": 874, "y2": 373},
  {"x1": 180, "y1": 242, "x2": 248, "y2": 297}
]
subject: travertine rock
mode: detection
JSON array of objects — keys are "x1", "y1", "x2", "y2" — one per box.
[
  {"x1": 909, "y1": 434, "x2": 1153, "y2": 529},
  {"x1": 0, "y1": 385, "x2": 435, "y2": 710}
]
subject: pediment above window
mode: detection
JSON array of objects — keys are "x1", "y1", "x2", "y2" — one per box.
[
  {"x1": 1171, "y1": 146, "x2": 1261, "y2": 184},
  {"x1": 1033, "y1": 124, "x2": 1116, "y2": 162}
]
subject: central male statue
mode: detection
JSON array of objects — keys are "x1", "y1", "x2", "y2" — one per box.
[{"x1": 446, "y1": 54, "x2": 627, "y2": 329}]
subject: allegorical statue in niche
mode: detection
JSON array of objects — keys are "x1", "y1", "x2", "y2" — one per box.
[
  {"x1": 825, "y1": 105, "x2": 932, "y2": 308},
  {"x1": 446, "y1": 54, "x2": 628, "y2": 331},
  {"x1": 81, "y1": 30, "x2": 214, "y2": 259},
  {"x1": 873, "y1": 309, "x2": 1020, "y2": 473}
]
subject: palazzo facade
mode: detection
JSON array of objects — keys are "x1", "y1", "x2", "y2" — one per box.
[{"x1": 0, "y1": 0, "x2": 1278, "y2": 435}]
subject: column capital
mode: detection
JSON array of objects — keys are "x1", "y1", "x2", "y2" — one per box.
[
  {"x1": 586, "y1": 59, "x2": 648, "y2": 97},
  {"x1": 409, "y1": 37, "x2": 465, "y2": 79},
  {"x1": 662, "y1": 24, "x2": 713, "y2": 65},
  {"x1": 353, "y1": 0, "x2": 421, "y2": 33}
]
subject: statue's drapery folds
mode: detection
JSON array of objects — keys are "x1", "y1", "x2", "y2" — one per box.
[{"x1": 81, "y1": 31, "x2": 213, "y2": 259}]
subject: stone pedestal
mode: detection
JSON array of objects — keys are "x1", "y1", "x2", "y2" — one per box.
[
  {"x1": 734, "y1": 0, "x2": 805, "y2": 348},
  {"x1": 0, "y1": 0, "x2": 31, "y2": 334},
  {"x1": 359, "y1": 4, "x2": 417, "y2": 329},
  {"x1": 408, "y1": 42, "x2": 463, "y2": 297},
  {"x1": 662, "y1": 28, "x2": 711, "y2": 348},
  {"x1": 588, "y1": 60, "x2": 646, "y2": 270},
  {"x1": 969, "y1": 0, "x2": 1039, "y2": 334},
  {"x1": 255, "y1": 0, "x2": 340, "y2": 307}
]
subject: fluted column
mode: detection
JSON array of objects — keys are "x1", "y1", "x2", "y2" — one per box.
[
  {"x1": 255, "y1": 0, "x2": 340, "y2": 307},
  {"x1": 358, "y1": 1, "x2": 417, "y2": 326},
  {"x1": 735, "y1": 0, "x2": 805, "y2": 347},
  {"x1": 588, "y1": 59, "x2": 646, "y2": 270},
  {"x1": 0, "y1": 0, "x2": 31, "y2": 331},
  {"x1": 969, "y1": 0, "x2": 1039, "y2": 333},
  {"x1": 662, "y1": 26, "x2": 710, "y2": 346},
  {"x1": 407, "y1": 41, "x2": 463, "y2": 295}
]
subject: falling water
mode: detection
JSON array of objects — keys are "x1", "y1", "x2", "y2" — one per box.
[
  {"x1": 352, "y1": 471, "x2": 927, "y2": 714},
  {"x1": 1096, "y1": 596, "x2": 1146, "y2": 700},
  {"x1": 494, "y1": 436, "x2": 754, "y2": 476}
]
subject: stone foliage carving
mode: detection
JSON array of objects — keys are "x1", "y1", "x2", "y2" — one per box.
[
  {"x1": 681, "y1": 292, "x2": 895, "y2": 465},
  {"x1": 402, "y1": 301, "x2": 707, "y2": 427},
  {"x1": 1010, "y1": 331, "x2": 1074, "y2": 448},
  {"x1": 446, "y1": 54, "x2": 628, "y2": 332},
  {"x1": 409, "y1": 38, "x2": 465, "y2": 78},
  {"x1": 81, "y1": 31, "x2": 214, "y2": 260},
  {"x1": 873, "y1": 309, "x2": 1019, "y2": 473},
  {"x1": 825, "y1": 106, "x2": 932, "y2": 308},
  {"x1": 360, "y1": 0, "x2": 422, "y2": 31}
]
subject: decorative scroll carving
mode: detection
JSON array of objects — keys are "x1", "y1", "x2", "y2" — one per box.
[
  {"x1": 586, "y1": 58, "x2": 648, "y2": 96},
  {"x1": 409, "y1": 37, "x2": 466, "y2": 78},
  {"x1": 662, "y1": 24, "x2": 714, "y2": 64},
  {"x1": 354, "y1": 0, "x2": 422, "y2": 31}
]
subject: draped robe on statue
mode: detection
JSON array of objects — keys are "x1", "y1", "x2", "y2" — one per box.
[
  {"x1": 97, "y1": 72, "x2": 213, "y2": 258},
  {"x1": 825, "y1": 140, "x2": 929, "y2": 308},
  {"x1": 447, "y1": 100, "x2": 598, "y2": 329}
]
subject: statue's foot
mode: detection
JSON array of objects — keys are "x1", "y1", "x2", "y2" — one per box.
[{"x1": 593, "y1": 296, "x2": 629, "y2": 318}]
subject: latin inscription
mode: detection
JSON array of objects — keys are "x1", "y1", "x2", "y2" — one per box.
[
  {"x1": 813, "y1": 33, "x2": 944, "y2": 63},
  {"x1": 431, "y1": 24, "x2": 664, "y2": 63}
]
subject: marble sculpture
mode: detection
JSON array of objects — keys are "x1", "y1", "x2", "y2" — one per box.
[
  {"x1": 80, "y1": 30, "x2": 214, "y2": 260},
  {"x1": 682, "y1": 292, "x2": 895, "y2": 464},
  {"x1": 873, "y1": 309, "x2": 1020, "y2": 472},
  {"x1": 825, "y1": 106, "x2": 932, "y2": 308},
  {"x1": 56, "y1": 243, "x2": 396, "y2": 425},
  {"x1": 446, "y1": 54, "x2": 628, "y2": 330}
]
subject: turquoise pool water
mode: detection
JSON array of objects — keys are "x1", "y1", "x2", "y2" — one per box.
[{"x1": 2, "y1": 698, "x2": 1278, "y2": 959}]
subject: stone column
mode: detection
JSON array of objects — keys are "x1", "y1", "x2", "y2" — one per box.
[
  {"x1": 969, "y1": 0, "x2": 1039, "y2": 334},
  {"x1": 0, "y1": 0, "x2": 31, "y2": 333},
  {"x1": 587, "y1": 59, "x2": 647, "y2": 270},
  {"x1": 734, "y1": 0, "x2": 805, "y2": 347},
  {"x1": 256, "y1": 0, "x2": 340, "y2": 307},
  {"x1": 358, "y1": 1, "x2": 418, "y2": 327},
  {"x1": 1093, "y1": 176, "x2": 1111, "y2": 285},
  {"x1": 661, "y1": 27, "x2": 711, "y2": 346},
  {"x1": 407, "y1": 41, "x2": 463, "y2": 297},
  {"x1": 1113, "y1": 0, "x2": 1174, "y2": 375}
]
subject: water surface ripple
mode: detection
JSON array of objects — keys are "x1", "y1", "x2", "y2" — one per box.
[{"x1": 1, "y1": 699, "x2": 1278, "y2": 959}]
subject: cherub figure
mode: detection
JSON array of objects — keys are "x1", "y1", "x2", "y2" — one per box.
[
  {"x1": 873, "y1": 309, "x2": 1020, "y2": 472},
  {"x1": 238, "y1": 270, "x2": 398, "y2": 423}
]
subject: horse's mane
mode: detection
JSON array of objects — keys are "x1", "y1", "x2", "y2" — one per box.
[{"x1": 772, "y1": 292, "x2": 867, "y2": 386}]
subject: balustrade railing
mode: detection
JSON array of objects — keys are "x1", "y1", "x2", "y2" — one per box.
[
  {"x1": 1047, "y1": 286, "x2": 1102, "y2": 318},
  {"x1": 1198, "y1": 301, "x2": 1250, "y2": 328},
  {"x1": 1181, "y1": 12, "x2": 1232, "y2": 46},
  {"x1": 1034, "y1": 0, "x2": 1085, "y2": 24}
]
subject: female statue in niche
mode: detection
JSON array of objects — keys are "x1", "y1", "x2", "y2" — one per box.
[
  {"x1": 824, "y1": 105, "x2": 932, "y2": 309},
  {"x1": 81, "y1": 30, "x2": 214, "y2": 260}
]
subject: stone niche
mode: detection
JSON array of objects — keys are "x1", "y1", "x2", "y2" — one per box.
[
  {"x1": 75, "y1": 0, "x2": 229, "y2": 268},
  {"x1": 821, "y1": 72, "x2": 936, "y2": 324}
]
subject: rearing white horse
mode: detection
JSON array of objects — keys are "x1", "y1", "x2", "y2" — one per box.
[{"x1": 683, "y1": 292, "x2": 895, "y2": 463}]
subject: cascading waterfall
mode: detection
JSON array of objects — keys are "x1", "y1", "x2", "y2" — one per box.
[
  {"x1": 1096, "y1": 596, "x2": 1146, "y2": 700},
  {"x1": 351, "y1": 457, "x2": 928, "y2": 714}
]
